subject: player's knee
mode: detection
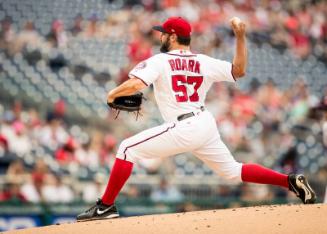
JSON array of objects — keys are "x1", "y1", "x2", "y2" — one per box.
[
  {"x1": 117, "y1": 139, "x2": 137, "y2": 163},
  {"x1": 219, "y1": 161, "x2": 243, "y2": 183},
  {"x1": 118, "y1": 139, "x2": 129, "y2": 153}
]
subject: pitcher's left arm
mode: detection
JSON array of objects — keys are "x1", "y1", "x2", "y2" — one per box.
[{"x1": 107, "y1": 76, "x2": 147, "y2": 103}]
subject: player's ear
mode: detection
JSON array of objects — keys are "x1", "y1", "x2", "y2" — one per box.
[{"x1": 170, "y1": 33, "x2": 177, "y2": 42}]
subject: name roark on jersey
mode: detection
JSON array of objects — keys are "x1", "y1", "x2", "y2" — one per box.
[{"x1": 168, "y1": 58, "x2": 201, "y2": 74}]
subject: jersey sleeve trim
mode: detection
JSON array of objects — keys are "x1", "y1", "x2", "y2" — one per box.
[{"x1": 129, "y1": 74, "x2": 149, "y2": 86}]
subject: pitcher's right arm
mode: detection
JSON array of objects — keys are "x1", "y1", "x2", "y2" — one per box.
[{"x1": 230, "y1": 17, "x2": 247, "y2": 79}]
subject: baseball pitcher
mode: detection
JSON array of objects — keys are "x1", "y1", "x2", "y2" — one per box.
[{"x1": 77, "y1": 17, "x2": 316, "y2": 221}]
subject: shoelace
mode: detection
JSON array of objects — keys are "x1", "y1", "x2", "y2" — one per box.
[
  {"x1": 85, "y1": 204, "x2": 97, "y2": 213},
  {"x1": 85, "y1": 199, "x2": 103, "y2": 213}
]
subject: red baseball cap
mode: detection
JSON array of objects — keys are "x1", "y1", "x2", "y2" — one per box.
[{"x1": 153, "y1": 17, "x2": 192, "y2": 38}]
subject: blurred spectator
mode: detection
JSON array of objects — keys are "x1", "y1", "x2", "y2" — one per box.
[
  {"x1": 279, "y1": 146, "x2": 297, "y2": 175},
  {"x1": 20, "y1": 159, "x2": 49, "y2": 203},
  {"x1": 0, "y1": 134, "x2": 17, "y2": 173},
  {"x1": 70, "y1": 14, "x2": 84, "y2": 37},
  {"x1": 177, "y1": 202, "x2": 199, "y2": 212},
  {"x1": 256, "y1": 79, "x2": 283, "y2": 112},
  {"x1": 124, "y1": 184, "x2": 140, "y2": 199},
  {"x1": 10, "y1": 21, "x2": 43, "y2": 55},
  {"x1": 6, "y1": 159, "x2": 27, "y2": 184},
  {"x1": 47, "y1": 20, "x2": 68, "y2": 48},
  {"x1": 117, "y1": 64, "x2": 134, "y2": 85},
  {"x1": 231, "y1": 89, "x2": 257, "y2": 123},
  {"x1": 53, "y1": 100, "x2": 66, "y2": 120},
  {"x1": 150, "y1": 178, "x2": 184, "y2": 202},
  {"x1": 75, "y1": 140, "x2": 99, "y2": 168},
  {"x1": 138, "y1": 158, "x2": 163, "y2": 174},
  {"x1": 127, "y1": 34, "x2": 153, "y2": 65},
  {"x1": 82, "y1": 173, "x2": 106, "y2": 203},
  {"x1": 284, "y1": 10, "x2": 299, "y2": 32},
  {"x1": 289, "y1": 79, "x2": 311, "y2": 123},
  {"x1": 270, "y1": 24, "x2": 290, "y2": 52},
  {"x1": 99, "y1": 134, "x2": 117, "y2": 167},
  {"x1": 291, "y1": 27, "x2": 311, "y2": 59},
  {"x1": 215, "y1": 184, "x2": 234, "y2": 199},
  {"x1": 102, "y1": 14, "x2": 126, "y2": 39},
  {"x1": 0, "y1": 17, "x2": 16, "y2": 51},
  {"x1": 217, "y1": 109, "x2": 244, "y2": 146},
  {"x1": 55, "y1": 137, "x2": 77, "y2": 165},
  {"x1": 26, "y1": 108, "x2": 42, "y2": 129},
  {"x1": 11, "y1": 101, "x2": 22, "y2": 121},
  {"x1": 37, "y1": 115, "x2": 68, "y2": 150},
  {"x1": 0, "y1": 134, "x2": 9, "y2": 154},
  {"x1": 31, "y1": 159, "x2": 49, "y2": 179},
  {"x1": 1, "y1": 111, "x2": 16, "y2": 145},
  {"x1": 42, "y1": 173, "x2": 74, "y2": 203},
  {"x1": 20, "y1": 174, "x2": 44, "y2": 203},
  {"x1": 8, "y1": 121, "x2": 31, "y2": 156},
  {"x1": 240, "y1": 184, "x2": 275, "y2": 202},
  {"x1": 0, "y1": 183, "x2": 26, "y2": 202},
  {"x1": 82, "y1": 14, "x2": 101, "y2": 38}
]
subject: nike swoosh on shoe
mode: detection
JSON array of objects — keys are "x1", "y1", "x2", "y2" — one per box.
[
  {"x1": 290, "y1": 182, "x2": 300, "y2": 196},
  {"x1": 96, "y1": 206, "x2": 114, "y2": 215},
  {"x1": 301, "y1": 185, "x2": 312, "y2": 200}
]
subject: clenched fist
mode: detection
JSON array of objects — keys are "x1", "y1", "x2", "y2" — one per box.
[{"x1": 230, "y1": 17, "x2": 246, "y2": 38}]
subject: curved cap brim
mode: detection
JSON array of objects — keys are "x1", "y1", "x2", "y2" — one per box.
[{"x1": 152, "y1": 25, "x2": 166, "y2": 33}]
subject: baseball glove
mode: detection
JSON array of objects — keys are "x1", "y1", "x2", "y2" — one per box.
[{"x1": 107, "y1": 92, "x2": 144, "y2": 119}]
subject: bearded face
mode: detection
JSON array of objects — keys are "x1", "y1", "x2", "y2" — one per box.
[{"x1": 160, "y1": 34, "x2": 171, "y2": 53}]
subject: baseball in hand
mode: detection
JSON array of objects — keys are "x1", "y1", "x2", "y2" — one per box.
[
  {"x1": 230, "y1": 17, "x2": 246, "y2": 38},
  {"x1": 230, "y1": 17, "x2": 242, "y2": 27}
]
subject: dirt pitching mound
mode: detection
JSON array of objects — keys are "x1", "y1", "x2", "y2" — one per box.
[{"x1": 4, "y1": 204, "x2": 327, "y2": 234}]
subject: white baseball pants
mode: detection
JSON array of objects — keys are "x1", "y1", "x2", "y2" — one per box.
[{"x1": 116, "y1": 110, "x2": 243, "y2": 183}]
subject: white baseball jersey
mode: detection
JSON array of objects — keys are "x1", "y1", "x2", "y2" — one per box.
[
  {"x1": 129, "y1": 49, "x2": 235, "y2": 122},
  {"x1": 117, "y1": 49, "x2": 242, "y2": 184}
]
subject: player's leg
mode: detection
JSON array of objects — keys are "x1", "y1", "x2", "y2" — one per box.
[
  {"x1": 77, "y1": 122, "x2": 189, "y2": 221},
  {"x1": 193, "y1": 113, "x2": 316, "y2": 204},
  {"x1": 76, "y1": 159, "x2": 129, "y2": 221},
  {"x1": 100, "y1": 122, "x2": 182, "y2": 206},
  {"x1": 241, "y1": 160, "x2": 316, "y2": 203},
  {"x1": 193, "y1": 140, "x2": 316, "y2": 204}
]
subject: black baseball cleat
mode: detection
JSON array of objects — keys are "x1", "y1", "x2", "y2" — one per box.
[
  {"x1": 76, "y1": 198, "x2": 119, "y2": 222},
  {"x1": 288, "y1": 174, "x2": 316, "y2": 204}
]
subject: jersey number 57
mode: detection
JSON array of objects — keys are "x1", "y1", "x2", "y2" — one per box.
[{"x1": 172, "y1": 75, "x2": 203, "y2": 102}]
